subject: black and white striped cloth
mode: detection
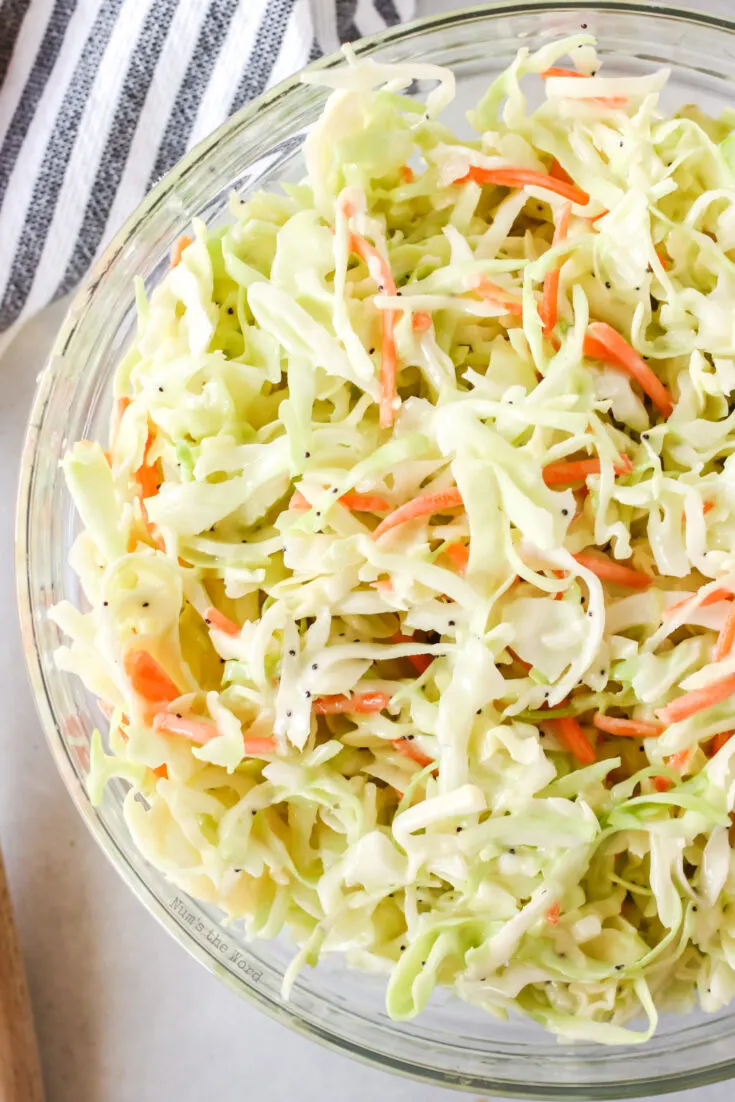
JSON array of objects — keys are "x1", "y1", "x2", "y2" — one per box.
[{"x1": 0, "y1": 0, "x2": 414, "y2": 336}]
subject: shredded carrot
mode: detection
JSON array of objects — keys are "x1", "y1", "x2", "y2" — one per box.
[
  {"x1": 546, "y1": 902, "x2": 561, "y2": 925},
  {"x1": 399, "y1": 164, "x2": 414, "y2": 184},
  {"x1": 714, "y1": 602, "x2": 735, "y2": 662},
  {"x1": 373, "y1": 487, "x2": 464, "y2": 540},
  {"x1": 136, "y1": 461, "x2": 160, "y2": 501},
  {"x1": 339, "y1": 491, "x2": 391, "y2": 512},
  {"x1": 124, "y1": 650, "x2": 180, "y2": 703},
  {"x1": 669, "y1": 749, "x2": 691, "y2": 772},
  {"x1": 549, "y1": 716, "x2": 596, "y2": 764},
  {"x1": 573, "y1": 551, "x2": 652, "y2": 590},
  {"x1": 656, "y1": 672, "x2": 735, "y2": 725},
  {"x1": 153, "y1": 712, "x2": 218, "y2": 744},
  {"x1": 444, "y1": 540, "x2": 469, "y2": 575},
  {"x1": 170, "y1": 234, "x2": 192, "y2": 268},
  {"x1": 541, "y1": 67, "x2": 586, "y2": 80},
  {"x1": 592, "y1": 713, "x2": 664, "y2": 738},
  {"x1": 539, "y1": 201, "x2": 572, "y2": 337},
  {"x1": 583, "y1": 323, "x2": 673, "y2": 417},
  {"x1": 455, "y1": 166, "x2": 589, "y2": 207},
  {"x1": 371, "y1": 578, "x2": 394, "y2": 593},
  {"x1": 703, "y1": 500, "x2": 715, "y2": 515},
  {"x1": 587, "y1": 209, "x2": 609, "y2": 224},
  {"x1": 663, "y1": 586, "x2": 732, "y2": 619},
  {"x1": 412, "y1": 311, "x2": 433, "y2": 332},
  {"x1": 392, "y1": 738, "x2": 435, "y2": 768},
  {"x1": 548, "y1": 158, "x2": 575, "y2": 185},
  {"x1": 152, "y1": 764, "x2": 169, "y2": 780},
  {"x1": 390, "y1": 633, "x2": 433, "y2": 674},
  {"x1": 653, "y1": 776, "x2": 673, "y2": 793},
  {"x1": 312, "y1": 691, "x2": 390, "y2": 715},
  {"x1": 347, "y1": 232, "x2": 399, "y2": 428},
  {"x1": 542, "y1": 455, "x2": 632, "y2": 486},
  {"x1": 290, "y1": 488, "x2": 390, "y2": 513},
  {"x1": 712, "y1": 731, "x2": 734, "y2": 755},
  {"x1": 204, "y1": 606, "x2": 240, "y2": 636},
  {"x1": 242, "y1": 736, "x2": 278, "y2": 756},
  {"x1": 468, "y1": 274, "x2": 523, "y2": 316},
  {"x1": 654, "y1": 246, "x2": 670, "y2": 271}
]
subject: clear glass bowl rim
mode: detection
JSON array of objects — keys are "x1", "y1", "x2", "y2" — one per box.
[{"x1": 16, "y1": 2, "x2": 735, "y2": 1098}]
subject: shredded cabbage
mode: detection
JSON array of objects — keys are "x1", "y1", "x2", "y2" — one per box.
[{"x1": 53, "y1": 35, "x2": 735, "y2": 1044}]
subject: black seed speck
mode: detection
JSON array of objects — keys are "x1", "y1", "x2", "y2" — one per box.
[
  {"x1": 288, "y1": 649, "x2": 296, "y2": 657},
  {"x1": 315, "y1": 511, "x2": 321, "y2": 518},
  {"x1": 615, "y1": 964, "x2": 624, "y2": 971},
  {"x1": 448, "y1": 619, "x2": 456, "y2": 627},
  {"x1": 305, "y1": 451, "x2": 311, "y2": 458},
  {"x1": 400, "y1": 944, "x2": 406, "y2": 951},
  {"x1": 692, "y1": 905, "x2": 698, "y2": 912},
  {"x1": 304, "y1": 690, "x2": 311, "y2": 699},
  {"x1": 103, "y1": 601, "x2": 108, "y2": 607},
  {"x1": 158, "y1": 386, "x2": 164, "y2": 392},
  {"x1": 581, "y1": 22, "x2": 588, "y2": 28},
  {"x1": 286, "y1": 710, "x2": 292, "y2": 718},
  {"x1": 175, "y1": 713, "x2": 182, "y2": 719},
  {"x1": 561, "y1": 508, "x2": 569, "y2": 517},
  {"x1": 142, "y1": 601, "x2": 149, "y2": 608},
  {"x1": 311, "y1": 662, "x2": 318, "y2": 670},
  {"x1": 407, "y1": 734, "x2": 415, "y2": 741},
  {"x1": 369, "y1": 347, "x2": 375, "y2": 354},
  {"x1": 227, "y1": 306, "x2": 234, "y2": 315},
  {"x1": 331, "y1": 488, "x2": 339, "y2": 495},
  {"x1": 509, "y1": 848, "x2": 516, "y2": 854},
  {"x1": 456, "y1": 826, "x2": 463, "y2": 833},
  {"x1": 605, "y1": 281, "x2": 611, "y2": 289}
]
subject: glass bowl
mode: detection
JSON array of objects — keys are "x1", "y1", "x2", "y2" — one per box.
[{"x1": 16, "y1": 3, "x2": 735, "y2": 1097}]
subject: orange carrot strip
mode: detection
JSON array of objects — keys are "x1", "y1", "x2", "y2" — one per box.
[
  {"x1": 312, "y1": 691, "x2": 390, "y2": 715},
  {"x1": 654, "y1": 246, "x2": 670, "y2": 271},
  {"x1": 703, "y1": 500, "x2": 715, "y2": 515},
  {"x1": 348, "y1": 232, "x2": 399, "y2": 428},
  {"x1": 124, "y1": 651, "x2": 181, "y2": 703},
  {"x1": 549, "y1": 158, "x2": 575, "y2": 185},
  {"x1": 542, "y1": 455, "x2": 631, "y2": 486},
  {"x1": 412, "y1": 311, "x2": 433, "y2": 332},
  {"x1": 469, "y1": 275, "x2": 523, "y2": 316},
  {"x1": 444, "y1": 540, "x2": 469, "y2": 575},
  {"x1": 592, "y1": 713, "x2": 664, "y2": 738},
  {"x1": 573, "y1": 552, "x2": 652, "y2": 590},
  {"x1": 457, "y1": 166, "x2": 589, "y2": 207},
  {"x1": 656, "y1": 672, "x2": 735, "y2": 725},
  {"x1": 399, "y1": 165, "x2": 414, "y2": 184},
  {"x1": 373, "y1": 488, "x2": 464, "y2": 540},
  {"x1": 712, "y1": 731, "x2": 734, "y2": 755},
  {"x1": 170, "y1": 234, "x2": 192, "y2": 268},
  {"x1": 587, "y1": 209, "x2": 609, "y2": 224},
  {"x1": 584, "y1": 323, "x2": 673, "y2": 417},
  {"x1": 549, "y1": 716, "x2": 596, "y2": 764},
  {"x1": 653, "y1": 776, "x2": 673, "y2": 793},
  {"x1": 152, "y1": 764, "x2": 169, "y2": 780},
  {"x1": 204, "y1": 606, "x2": 240, "y2": 636},
  {"x1": 546, "y1": 902, "x2": 561, "y2": 925},
  {"x1": 242, "y1": 737, "x2": 277, "y2": 756},
  {"x1": 339, "y1": 491, "x2": 391, "y2": 512},
  {"x1": 153, "y1": 712, "x2": 218, "y2": 744},
  {"x1": 539, "y1": 201, "x2": 572, "y2": 337},
  {"x1": 392, "y1": 738, "x2": 435, "y2": 768},
  {"x1": 390, "y1": 633, "x2": 433, "y2": 675},
  {"x1": 136, "y1": 462, "x2": 160, "y2": 501},
  {"x1": 290, "y1": 489, "x2": 390, "y2": 513},
  {"x1": 714, "y1": 602, "x2": 735, "y2": 662},
  {"x1": 663, "y1": 587, "x2": 732, "y2": 619},
  {"x1": 669, "y1": 749, "x2": 691, "y2": 772}
]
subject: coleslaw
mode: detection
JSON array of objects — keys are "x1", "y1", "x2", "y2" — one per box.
[{"x1": 51, "y1": 34, "x2": 735, "y2": 1043}]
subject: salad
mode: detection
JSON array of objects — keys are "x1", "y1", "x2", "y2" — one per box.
[{"x1": 52, "y1": 33, "x2": 735, "y2": 1044}]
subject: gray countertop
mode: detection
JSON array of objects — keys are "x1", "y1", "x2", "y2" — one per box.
[{"x1": 3, "y1": 2, "x2": 735, "y2": 1098}]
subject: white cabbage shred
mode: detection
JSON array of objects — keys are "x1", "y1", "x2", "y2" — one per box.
[{"x1": 53, "y1": 35, "x2": 735, "y2": 1043}]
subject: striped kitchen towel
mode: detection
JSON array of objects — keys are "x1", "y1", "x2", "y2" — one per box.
[{"x1": 0, "y1": 0, "x2": 414, "y2": 336}]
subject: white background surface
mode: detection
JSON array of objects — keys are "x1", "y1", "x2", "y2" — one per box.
[{"x1": 3, "y1": 1, "x2": 735, "y2": 1099}]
